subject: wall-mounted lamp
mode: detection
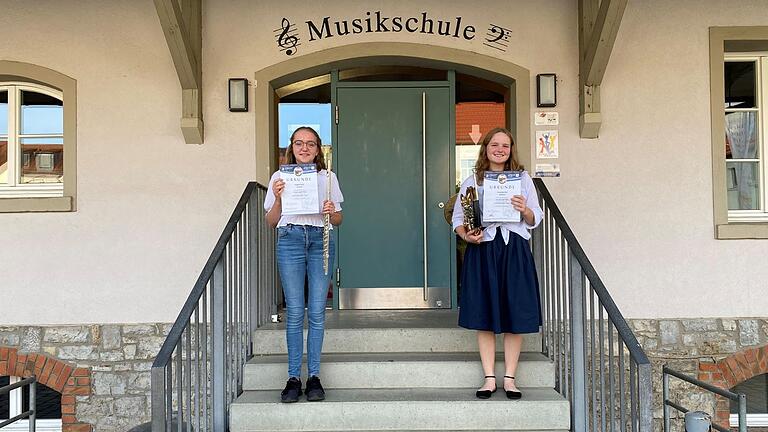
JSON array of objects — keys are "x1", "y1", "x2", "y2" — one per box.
[
  {"x1": 536, "y1": 73, "x2": 557, "y2": 108},
  {"x1": 228, "y1": 78, "x2": 248, "y2": 112}
]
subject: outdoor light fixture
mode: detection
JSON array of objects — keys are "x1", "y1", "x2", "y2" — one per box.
[
  {"x1": 536, "y1": 73, "x2": 557, "y2": 108},
  {"x1": 228, "y1": 78, "x2": 248, "y2": 112}
]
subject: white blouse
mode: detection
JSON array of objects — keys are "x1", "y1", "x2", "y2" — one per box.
[
  {"x1": 263, "y1": 169, "x2": 344, "y2": 228},
  {"x1": 451, "y1": 170, "x2": 543, "y2": 243}
]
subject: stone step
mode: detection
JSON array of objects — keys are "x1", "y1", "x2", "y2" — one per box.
[
  {"x1": 244, "y1": 352, "x2": 554, "y2": 390},
  {"x1": 230, "y1": 387, "x2": 570, "y2": 431},
  {"x1": 254, "y1": 327, "x2": 541, "y2": 354}
]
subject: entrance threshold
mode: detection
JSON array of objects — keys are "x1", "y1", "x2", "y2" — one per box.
[{"x1": 338, "y1": 287, "x2": 451, "y2": 309}]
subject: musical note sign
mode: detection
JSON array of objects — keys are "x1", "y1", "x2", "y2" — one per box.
[
  {"x1": 484, "y1": 24, "x2": 511, "y2": 51},
  {"x1": 275, "y1": 17, "x2": 301, "y2": 56}
]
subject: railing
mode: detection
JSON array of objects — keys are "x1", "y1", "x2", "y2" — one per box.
[
  {"x1": 531, "y1": 178, "x2": 653, "y2": 432},
  {"x1": 663, "y1": 366, "x2": 747, "y2": 432},
  {"x1": 0, "y1": 376, "x2": 36, "y2": 431},
  {"x1": 150, "y1": 182, "x2": 279, "y2": 431}
]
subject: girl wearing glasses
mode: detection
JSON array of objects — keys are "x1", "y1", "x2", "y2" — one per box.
[
  {"x1": 264, "y1": 126, "x2": 344, "y2": 403},
  {"x1": 451, "y1": 127, "x2": 542, "y2": 400}
]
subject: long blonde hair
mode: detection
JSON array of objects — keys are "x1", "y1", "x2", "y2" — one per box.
[{"x1": 474, "y1": 127, "x2": 523, "y2": 185}]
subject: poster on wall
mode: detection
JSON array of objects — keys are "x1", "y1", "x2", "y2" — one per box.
[{"x1": 536, "y1": 130, "x2": 559, "y2": 159}]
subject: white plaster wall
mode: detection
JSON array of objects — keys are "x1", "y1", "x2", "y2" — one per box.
[
  {"x1": 550, "y1": 0, "x2": 768, "y2": 319},
  {"x1": 0, "y1": 0, "x2": 765, "y2": 324}
]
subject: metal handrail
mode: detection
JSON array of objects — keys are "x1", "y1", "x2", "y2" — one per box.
[
  {"x1": 663, "y1": 366, "x2": 747, "y2": 432},
  {"x1": 532, "y1": 178, "x2": 653, "y2": 432},
  {"x1": 0, "y1": 376, "x2": 36, "y2": 431},
  {"x1": 150, "y1": 182, "x2": 279, "y2": 431}
]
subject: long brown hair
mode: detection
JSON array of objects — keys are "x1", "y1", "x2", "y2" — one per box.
[
  {"x1": 285, "y1": 126, "x2": 326, "y2": 170},
  {"x1": 474, "y1": 127, "x2": 523, "y2": 185}
]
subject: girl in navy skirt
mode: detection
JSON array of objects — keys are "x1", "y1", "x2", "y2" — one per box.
[{"x1": 451, "y1": 127, "x2": 542, "y2": 400}]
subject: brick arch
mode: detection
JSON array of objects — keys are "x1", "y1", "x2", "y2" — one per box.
[
  {"x1": 698, "y1": 345, "x2": 768, "y2": 427},
  {"x1": 0, "y1": 346, "x2": 92, "y2": 432}
]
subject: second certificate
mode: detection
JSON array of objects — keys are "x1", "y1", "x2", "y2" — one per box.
[{"x1": 482, "y1": 171, "x2": 521, "y2": 223}]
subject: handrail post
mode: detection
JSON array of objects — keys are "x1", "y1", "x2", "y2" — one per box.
[
  {"x1": 212, "y1": 256, "x2": 227, "y2": 431},
  {"x1": 532, "y1": 213, "x2": 545, "y2": 353},
  {"x1": 568, "y1": 249, "x2": 587, "y2": 432},
  {"x1": 638, "y1": 362, "x2": 653, "y2": 432},
  {"x1": 247, "y1": 188, "x2": 259, "y2": 338},
  {"x1": 738, "y1": 392, "x2": 747, "y2": 432},
  {"x1": 29, "y1": 378, "x2": 35, "y2": 432},
  {"x1": 150, "y1": 366, "x2": 167, "y2": 430},
  {"x1": 663, "y1": 368, "x2": 670, "y2": 432}
]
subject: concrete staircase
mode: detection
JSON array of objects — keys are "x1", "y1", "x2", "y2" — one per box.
[{"x1": 230, "y1": 310, "x2": 570, "y2": 431}]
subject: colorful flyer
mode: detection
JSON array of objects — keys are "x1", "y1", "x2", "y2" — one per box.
[
  {"x1": 482, "y1": 171, "x2": 521, "y2": 223},
  {"x1": 536, "y1": 130, "x2": 559, "y2": 159},
  {"x1": 279, "y1": 164, "x2": 319, "y2": 215}
]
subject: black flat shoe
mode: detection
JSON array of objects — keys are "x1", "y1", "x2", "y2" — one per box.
[
  {"x1": 280, "y1": 377, "x2": 302, "y2": 403},
  {"x1": 475, "y1": 375, "x2": 497, "y2": 399},
  {"x1": 504, "y1": 375, "x2": 522, "y2": 399},
  {"x1": 305, "y1": 375, "x2": 326, "y2": 402}
]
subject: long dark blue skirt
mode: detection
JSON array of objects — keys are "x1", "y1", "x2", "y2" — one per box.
[{"x1": 458, "y1": 231, "x2": 542, "y2": 334}]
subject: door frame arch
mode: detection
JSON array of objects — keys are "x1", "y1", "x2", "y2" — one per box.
[{"x1": 254, "y1": 42, "x2": 531, "y2": 184}]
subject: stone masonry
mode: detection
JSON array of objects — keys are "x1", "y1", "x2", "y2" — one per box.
[
  {"x1": 1, "y1": 319, "x2": 767, "y2": 431},
  {"x1": 630, "y1": 317, "x2": 768, "y2": 432},
  {"x1": 0, "y1": 323, "x2": 170, "y2": 432}
]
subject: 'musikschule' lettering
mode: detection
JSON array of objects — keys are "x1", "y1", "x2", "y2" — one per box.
[{"x1": 306, "y1": 11, "x2": 476, "y2": 42}]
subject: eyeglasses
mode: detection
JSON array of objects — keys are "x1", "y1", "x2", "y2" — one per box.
[{"x1": 292, "y1": 140, "x2": 318, "y2": 149}]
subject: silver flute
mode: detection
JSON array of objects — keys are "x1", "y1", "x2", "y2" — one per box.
[{"x1": 321, "y1": 145, "x2": 333, "y2": 275}]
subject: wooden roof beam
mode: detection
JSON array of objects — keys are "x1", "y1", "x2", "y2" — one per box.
[
  {"x1": 579, "y1": 0, "x2": 628, "y2": 138},
  {"x1": 154, "y1": 0, "x2": 204, "y2": 144}
]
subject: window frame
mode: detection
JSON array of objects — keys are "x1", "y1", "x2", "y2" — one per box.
[
  {"x1": 0, "y1": 61, "x2": 76, "y2": 213},
  {"x1": 0, "y1": 82, "x2": 64, "y2": 197},
  {"x1": 710, "y1": 27, "x2": 768, "y2": 239}
]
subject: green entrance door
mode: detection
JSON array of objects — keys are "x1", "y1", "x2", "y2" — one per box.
[{"x1": 335, "y1": 84, "x2": 454, "y2": 309}]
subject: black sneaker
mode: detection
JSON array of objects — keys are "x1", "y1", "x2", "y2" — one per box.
[
  {"x1": 305, "y1": 375, "x2": 325, "y2": 401},
  {"x1": 280, "y1": 377, "x2": 302, "y2": 403}
]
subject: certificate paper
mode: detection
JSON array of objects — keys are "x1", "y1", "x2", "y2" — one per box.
[
  {"x1": 482, "y1": 171, "x2": 522, "y2": 223},
  {"x1": 280, "y1": 164, "x2": 320, "y2": 215}
]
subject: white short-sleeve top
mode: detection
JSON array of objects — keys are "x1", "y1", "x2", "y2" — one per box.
[
  {"x1": 263, "y1": 170, "x2": 344, "y2": 228},
  {"x1": 451, "y1": 170, "x2": 542, "y2": 243}
]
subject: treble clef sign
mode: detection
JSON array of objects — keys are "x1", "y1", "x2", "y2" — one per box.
[{"x1": 275, "y1": 17, "x2": 300, "y2": 56}]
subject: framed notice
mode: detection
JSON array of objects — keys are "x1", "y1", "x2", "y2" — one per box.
[
  {"x1": 482, "y1": 171, "x2": 522, "y2": 223},
  {"x1": 279, "y1": 164, "x2": 319, "y2": 215}
]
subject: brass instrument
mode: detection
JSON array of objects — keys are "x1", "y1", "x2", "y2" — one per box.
[
  {"x1": 321, "y1": 145, "x2": 333, "y2": 275},
  {"x1": 460, "y1": 185, "x2": 482, "y2": 233}
]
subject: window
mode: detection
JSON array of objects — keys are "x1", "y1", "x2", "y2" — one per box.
[
  {"x1": 0, "y1": 376, "x2": 62, "y2": 432},
  {"x1": 709, "y1": 28, "x2": 768, "y2": 238},
  {"x1": 724, "y1": 57, "x2": 767, "y2": 219},
  {"x1": 0, "y1": 83, "x2": 64, "y2": 195},
  {"x1": 0, "y1": 61, "x2": 76, "y2": 213},
  {"x1": 730, "y1": 373, "x2": 768, "y2": 428}
]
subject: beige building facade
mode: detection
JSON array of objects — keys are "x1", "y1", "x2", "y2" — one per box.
[{"x1": 1, "y1": 0, "x2": 767, "y2": 430}]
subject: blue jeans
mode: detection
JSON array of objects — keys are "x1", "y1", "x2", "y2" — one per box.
[{"x1": 276, "y1": 224, "x2": 335, "y2": 378}]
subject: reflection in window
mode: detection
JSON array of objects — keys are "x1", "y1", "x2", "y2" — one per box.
[
  {"x1": 277, "y1": 103, "x2": 332, "y2": 166},
  {"x1": 0, "y1": 91, "x2": 6, "y2": 185},
  {"x1": 724, "y1": 57, "x2": 763, "y2": 216},
  {"x1": 725, "y1": 61, "x2": 756, "y2": 109},
  {"x1": 0, "y1": 85, "x2": 64, "y2": 191}
]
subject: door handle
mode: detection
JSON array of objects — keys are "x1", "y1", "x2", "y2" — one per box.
[{"x1": 422, "y1": 91, "x2": 428, "y2": 302}]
